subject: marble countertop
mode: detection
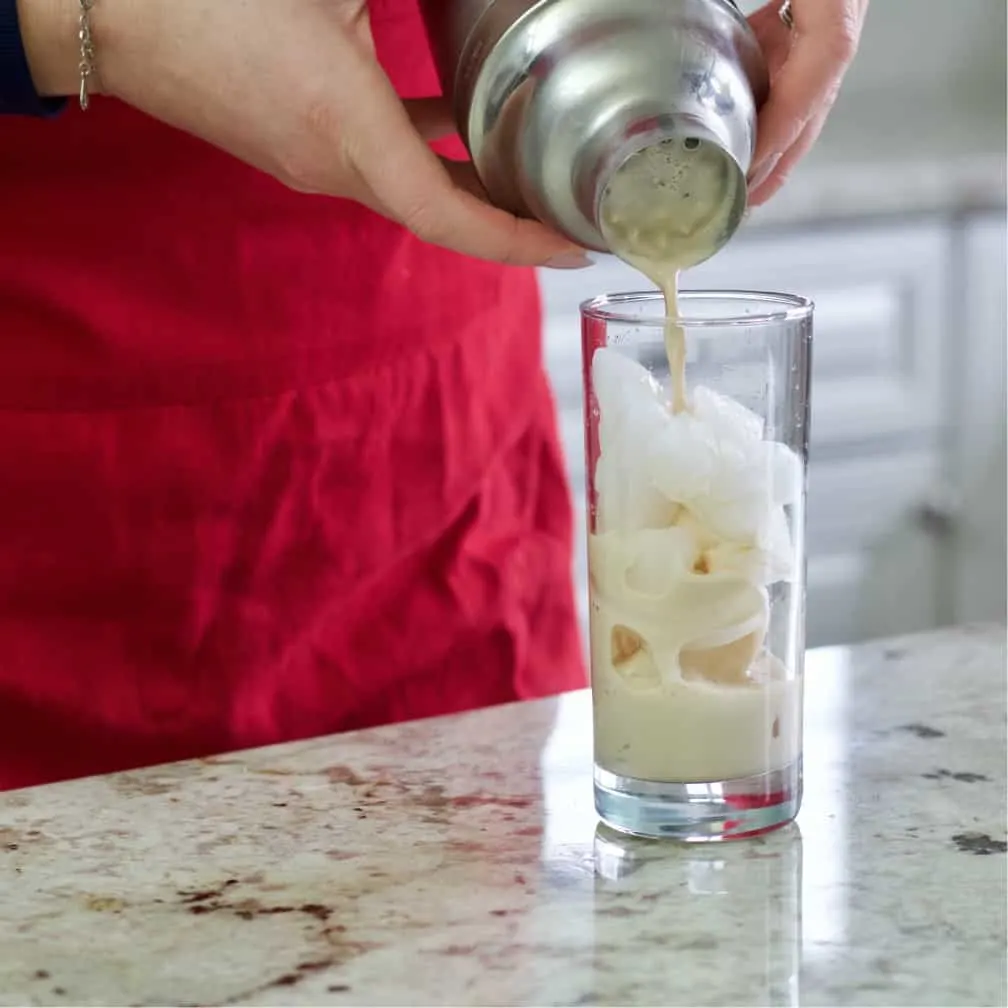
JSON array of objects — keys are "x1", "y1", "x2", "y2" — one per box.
[{"x1": 1, "y1": 625, "x2": 1005, "y2": 1007}]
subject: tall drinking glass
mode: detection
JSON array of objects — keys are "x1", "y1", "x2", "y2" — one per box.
[{"x1": 582, "y1": 291, "x2": 813, "y2": 841}]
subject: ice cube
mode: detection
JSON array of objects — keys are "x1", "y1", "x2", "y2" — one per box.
[
  {"x1": 759, "y1": 505, "x2": 797, "y2": 584},
  {"x1": 623, "y1": 526, "x2": 700, "y2": 595},
  {"x1": 590, "y1": 526, "x2": 697, "y2": 602},
  {"x1": 687, "y1": 450, "x2": 768, "y2": 543},
  {"x1": 595, "y1": 454, "x2": 680, "y2": 532},
  {"x1": 677, "y1": 586, "x2": 769, "y2": 653},
  {"x1": 703, "y1": 538, "x2": 766, "y2": 583},
  {"x1": 692, "y1": 385, "x2": 765, "y2": 444},
  {"x1": 648, "y1": 412, "x2": 718, "y2": 502},
  {"x1": 593, "y1": 349, "x2": 671, "y2": 467},
  {"x1": 765, "y1": 440, "x2": 804, "y2": 507},
  {"x1": 592, "y1": 348, "x2": 664, "y2": 423}
]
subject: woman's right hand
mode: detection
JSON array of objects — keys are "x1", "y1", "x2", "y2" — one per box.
[{"x1": 18, "y1": 0, "x2": 589, "y2": 268}]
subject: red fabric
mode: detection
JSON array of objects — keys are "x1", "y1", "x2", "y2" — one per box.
[{"x1": 0, "y1": 1, "x2": 585, "y2": 790}]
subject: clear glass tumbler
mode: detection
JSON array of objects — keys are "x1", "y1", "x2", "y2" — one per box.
[{"x1": 582, "y1": 290, "x2": 813, "y2": 841}]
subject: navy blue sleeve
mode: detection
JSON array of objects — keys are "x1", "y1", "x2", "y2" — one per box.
[{"x1": 0, "y1": 0, "x2": 67, "y2": 117}]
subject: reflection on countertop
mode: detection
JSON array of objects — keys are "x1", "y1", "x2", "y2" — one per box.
[{"x1": 0, "y1": 625, "x2": 1005, "y2": 1007}]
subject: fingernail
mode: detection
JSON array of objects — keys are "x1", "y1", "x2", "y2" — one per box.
[
  {"x1": 748, "y1": 153, "x2": 782, "y2": 193},
  {"x1": 545, "y1": 250, "x2": 593, "y2": 270}
]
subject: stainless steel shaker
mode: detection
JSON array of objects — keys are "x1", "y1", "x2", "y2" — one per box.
[{"x1": 419, "y1": 0, "x2": 769, "y2": 257}]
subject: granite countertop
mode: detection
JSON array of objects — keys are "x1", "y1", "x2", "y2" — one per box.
[{"x1": 1, "y1": 625, "x2": 1005, "y2": 1007}]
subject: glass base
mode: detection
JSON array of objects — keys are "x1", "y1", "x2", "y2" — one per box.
[{"x1": 594, "y1": 759, "x2": 802, "y2": 841}]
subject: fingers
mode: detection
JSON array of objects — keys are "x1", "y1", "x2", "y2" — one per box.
[
  {"x1": 438, "y1": 160, "x2": 594, "y2": 267},
  {"x1": 748, "y1": 0, "x2": 864, "y2": 190},
  {"x1": 342, "y1": 70, "x2": 586, "y2": 266},
  {"x1": 747, "y1": 105, "x2": 829, "y2": 206},
  {"x1": 750, "y1": 28, "x2": 845, "y2": 171},
  {"x1": 416, "y1": 158, "x2": 590, "y2": 267},
  {"x1": 747, "y1": 3, "x2": 793, "y2": 78}
]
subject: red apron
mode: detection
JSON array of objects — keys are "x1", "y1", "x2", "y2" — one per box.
[{"x1": 0, "y1": 1, "x2": 585, "y2": 790}]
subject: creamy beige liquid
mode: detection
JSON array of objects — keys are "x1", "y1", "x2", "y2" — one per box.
[
  {"x1": 590, "y1": 137, "x2": 801, "y2": 783},
  {"x1": 665, "y1": 282, "x2": 688, "y2": 416}
]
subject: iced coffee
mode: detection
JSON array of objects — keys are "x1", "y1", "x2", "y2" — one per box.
[{"x1": 582, "y1": 291, "x2": 812, "y2": 839}]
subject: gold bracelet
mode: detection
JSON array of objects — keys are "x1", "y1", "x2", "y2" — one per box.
[{"x1": 78, "y1": 0, "x2": 96, "y2": 110}]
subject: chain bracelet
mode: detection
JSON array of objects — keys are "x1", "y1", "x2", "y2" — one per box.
[{"x1": 78, "y1": 0, "x2": 96, "y2": 110}]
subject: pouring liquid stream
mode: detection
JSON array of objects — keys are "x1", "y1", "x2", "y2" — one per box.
[
  {"x1": 598, "y1": 136, "x2": 743, "y2": 411},
  {"x1": 596, "y1": 137, "x2": 767, "y2": 685}
]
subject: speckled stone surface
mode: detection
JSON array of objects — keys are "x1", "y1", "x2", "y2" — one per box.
[{"x1": 1, "y1": 625, "x2": 1005, "y2": 1007}]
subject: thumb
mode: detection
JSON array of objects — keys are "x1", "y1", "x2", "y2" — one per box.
[
  {"x1": 403, "y1": 99, "x2": 584, "y2": 265},
  {"x1": 403, "y1": 96, "x2": 458, "y2": 142},
  {"x1": 437, "y1": 158, "x2": 589, "y2": 266},
  {"x1": 347, "y1": 74, "x2": 586, "y2": 265}
]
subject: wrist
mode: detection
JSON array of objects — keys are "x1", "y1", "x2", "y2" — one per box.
[
  {"x1": 16, "y1": 0, "x2": 76, "y2": 95},
  {"x1": 17, "y1": 0, "x2": 130, "y2": 98}
]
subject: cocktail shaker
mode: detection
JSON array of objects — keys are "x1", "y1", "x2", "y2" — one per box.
[{"x1": 419, "y1": 0, "x2": 770, "y2": 255}]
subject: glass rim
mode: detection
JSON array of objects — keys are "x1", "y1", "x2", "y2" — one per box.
[{"x1": 580, "y1": 290, "x2": 814, "y2": 328}]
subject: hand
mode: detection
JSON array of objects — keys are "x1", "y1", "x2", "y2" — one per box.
[
  {"x1": 746, "y1": 0, "x2": 869, "y2": 207},
  {"x1": 18, "y1": 0, "x2": 588, "y2": 268}
]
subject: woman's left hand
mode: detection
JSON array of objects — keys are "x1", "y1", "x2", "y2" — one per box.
[{"x1": 747, "y1": 0, "x2": 870, "y2": 206}]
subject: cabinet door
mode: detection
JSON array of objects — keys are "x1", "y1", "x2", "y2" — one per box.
[
  {"x1": 682, "y1": 221, "x2": 950, "y2": 452},
  {"x1": 683, "y1": 222, "x2": 952, "y2": 644},
  {"x1": 948, "y1": 213, "x2": 1007, "y2": 624}
]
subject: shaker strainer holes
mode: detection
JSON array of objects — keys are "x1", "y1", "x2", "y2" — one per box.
[{"x1": 683, "y1": 137, "x2": 701, "y2": 150}]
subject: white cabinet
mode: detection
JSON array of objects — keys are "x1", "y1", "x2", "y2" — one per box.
[
  {"x1": 538, "y1": 214, "x2": 1003, "y2": 647},
  {"x1": 683, "y1": 222, "x2": 951, "y2": 452},
  {"x1": 948, "y1": 214, "x2": 1007, "y2": 625}
]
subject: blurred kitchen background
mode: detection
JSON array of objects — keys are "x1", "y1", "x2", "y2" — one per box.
[{"x1": 537, "y1": 0, "x2": 1007, "y2": 649}]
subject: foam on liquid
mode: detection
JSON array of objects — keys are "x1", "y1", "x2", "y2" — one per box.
[{"x1": 590, "y1": 137, "x2": 801, "y2": 783}]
